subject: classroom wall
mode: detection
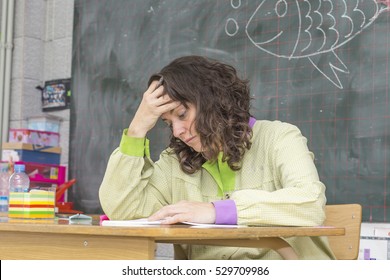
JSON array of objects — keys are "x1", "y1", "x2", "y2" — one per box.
[{"x1": 9, "y1": 0, "x2": 73, "y2": 166}]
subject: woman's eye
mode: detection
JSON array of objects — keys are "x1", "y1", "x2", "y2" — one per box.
[{"x1": 178, "y1": 110, "x2": 187, "y2": 119}]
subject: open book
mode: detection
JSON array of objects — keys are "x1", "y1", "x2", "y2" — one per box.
[{"x1": 101, "y1": 218, "x2": 244, "y2": 228}]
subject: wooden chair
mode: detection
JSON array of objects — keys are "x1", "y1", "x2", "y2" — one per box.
[{"x1": 324, "y1": 204, "x2": 362, "y2": 260}]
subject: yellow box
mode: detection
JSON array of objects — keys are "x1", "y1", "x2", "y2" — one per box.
[{"x1": 8, "y1": 187, "x2": 56, "y2": 219}]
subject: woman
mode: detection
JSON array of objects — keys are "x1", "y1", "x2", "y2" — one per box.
[{"x1": 99, "y1": 55, "x2": 335, "y2": 259}]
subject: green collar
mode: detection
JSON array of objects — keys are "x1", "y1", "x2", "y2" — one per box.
[{"x1": 202, "y1": 152, "x2": 235, "y2": 197}]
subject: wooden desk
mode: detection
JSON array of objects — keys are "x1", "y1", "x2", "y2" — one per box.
[{"x1": 0, "y1": 217, "x2": 344, "y2": 260}]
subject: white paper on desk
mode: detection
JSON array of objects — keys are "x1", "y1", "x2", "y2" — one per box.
[
  {"x1": 101, "y1": 218, "x2": 163, "y2": 227},
  {"x1": 101, "y1": 218, "x2": 244, "y2": 228},
  {"x1": 182, "y1": 222, "x2": 246, "y2": 228}
]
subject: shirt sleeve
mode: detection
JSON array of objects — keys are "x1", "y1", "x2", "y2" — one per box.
[
  {"x1": 232, "y1": 121, "x2": 327, "y2": 227},
  {"x1": 212, "y1": 199, "x2": 237, "y2": 225},
  {"x1": 99, "y1": 129, "x2": 171, "y2": 220},
  {"x1": 120, "y1": 129, "x2": 150, "y2": 157}
]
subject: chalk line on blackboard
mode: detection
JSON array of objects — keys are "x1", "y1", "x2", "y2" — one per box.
[{"x1": 226, "y1": 0, "x2": 389, "y2": 89}]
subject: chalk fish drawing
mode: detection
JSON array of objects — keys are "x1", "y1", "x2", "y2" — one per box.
[{"x1": 228, "y1": 0, "x2": 389, "y2": 89}]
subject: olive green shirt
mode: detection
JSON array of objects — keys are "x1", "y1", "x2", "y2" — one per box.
[{"x1": 99, "y1": 120, "x2": 335, "y2": 259}]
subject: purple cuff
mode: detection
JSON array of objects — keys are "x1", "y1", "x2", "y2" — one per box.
[
  {"x1": 249, "y1": 117, "x2": 256, "y2": 128},
  {"x1": 212, "y1": 199, "x2": 237, "y2": 225}
]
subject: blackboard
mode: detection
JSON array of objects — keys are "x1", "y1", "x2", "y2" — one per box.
[{"x1": 71, "y1": 0, "x2": 390, "y2": 222}]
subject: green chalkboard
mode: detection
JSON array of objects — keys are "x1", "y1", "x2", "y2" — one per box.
[{"x1": 71, "y1": 0, "x2": 390, "y2": 221}]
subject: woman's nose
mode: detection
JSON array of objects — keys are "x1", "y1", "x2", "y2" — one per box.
[{"x1": 172, "y1": 122, "x2": 185, "y2": 138}]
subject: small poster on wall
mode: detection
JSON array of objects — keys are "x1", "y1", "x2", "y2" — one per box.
[{"x1": 41, "y1": 78, "x2": 71, "y2": 111}]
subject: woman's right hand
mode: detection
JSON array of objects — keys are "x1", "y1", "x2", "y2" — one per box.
[{"x1": 127, "y1": 80, "x2": 180, "y2": 138}]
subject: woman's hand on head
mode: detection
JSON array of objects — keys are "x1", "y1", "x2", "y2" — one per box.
[
  {"x1": 127, "y1": 80, "x2": 180, "y2": 138},
  {"x1": 148, "y1": 200, "x2": 216, "y2": 225}
]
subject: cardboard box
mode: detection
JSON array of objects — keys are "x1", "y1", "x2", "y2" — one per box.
[
  {"x1": 9, "y1": 129, "x2": 60, "y2": 146},
  {"x1": 2, "y1": 142, "x2": 61, "y2": 165},
  {"x1": 359, "y1": 223, "x2": 390, "y2": 260},
  {"x1": 27, "y1": 114, "x2": 62, "y2": 133},
  {"x1": 374, "y1": 228, "x2": 390, "y2": 237},
  {"x1": 359, "y1": 237, "x2": 390, "y2": 260}
]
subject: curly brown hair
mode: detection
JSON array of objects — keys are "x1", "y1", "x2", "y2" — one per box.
[{"x1": 148, "y1": 56, "x2": 252, "y2": 174}]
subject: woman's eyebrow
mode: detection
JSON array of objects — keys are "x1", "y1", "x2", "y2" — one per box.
[
  {"x1": 167, "y1": 105, "x2": 183, "y2": 116},
  {"x1": 161, "y1": 112, "x2": 174, "y2": 122},
  {"x1": 161, "y1": 110, "x2": 173, "y2": 122}
]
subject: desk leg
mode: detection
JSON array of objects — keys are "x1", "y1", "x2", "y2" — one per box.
[
  {"x1": 161, "y1": 237, "x2": 298, "y2": 260},
  {"x1": 0, "y1": 231, "x2": 156, "y2": 260}
]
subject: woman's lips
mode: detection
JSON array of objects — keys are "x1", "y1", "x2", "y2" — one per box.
[{"x1": 185, "y1": 136, "x2": 196, "y2": 144}]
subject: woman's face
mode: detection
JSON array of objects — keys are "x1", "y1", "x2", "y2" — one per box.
[{"x1": 161, "y1": 103, "x2": 202, "y2": 152}]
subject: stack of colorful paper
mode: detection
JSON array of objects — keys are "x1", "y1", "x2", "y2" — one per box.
[{"x1": 8, "y1": 189, "x2": 55, "y2": 219}]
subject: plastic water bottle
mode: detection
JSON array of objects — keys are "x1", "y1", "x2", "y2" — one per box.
[
  {"x1": 0, "y1": 163, "x2": 10, "y2": 212},
  {"x1": 9, "y1": 164, "x2": 30, "y2": 193},
  {"x1": 8, "y1": 164, "x2": 30, "y2": 218}
]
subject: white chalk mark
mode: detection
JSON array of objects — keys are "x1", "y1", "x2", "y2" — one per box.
[
  {"x1": 314, "y1": 1, "x2": 327, "y2": 53},
  {"x1": 342, "y1": 0, "x2": 354, "y2": 38},
  {"x1": 353, "y1": 0, "x2": 367, "y2": 28},
  {"x1": 275, "y1": 0, "x2": 288, "y2": 17},
  {"x1": 308, "y1": 50, "x2": 349, "y2": 89},
  {"x1": 325, "y1": 0, "x2": 340, "y2": 49},
  {"x1": 225, "y1": 18, "x2": 239, "y2": 37},
  {"x1": 147, "y1": 6, "x2": 155, "y2": 14},
  {"x1": 231, "y1": 0, "x2": 241, "y2": 9},
  {"x1": 228, "y1": 0, "x2": 387, "y2": 89},
  {"x1": 289, "y1": 0, "x2": 301, "y2": 59},
  {"x1": 301, "y1": 0, "x2": 313, "y2": 53}
]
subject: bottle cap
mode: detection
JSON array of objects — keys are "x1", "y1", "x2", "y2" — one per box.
[
  {"x1": 0, "y1": 163, "x2": 8, "y2": 172},
  {"x1": 14, "y1": 164, "x2": 26, "y2": 172}
]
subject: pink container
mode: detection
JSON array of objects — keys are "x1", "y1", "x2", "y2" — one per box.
[
  {"x1": 20, "y1": 161, "x2": 66, "y2": 202},
  {"x1": 20, "y1": 161, "x2": 65, "y2": 183},
  {"x1": 9, "y1": 129, "x2": 60, "y2": 147},
  {"x1": 1, "y1": 160, "x2": 67, "y2": 202}
]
